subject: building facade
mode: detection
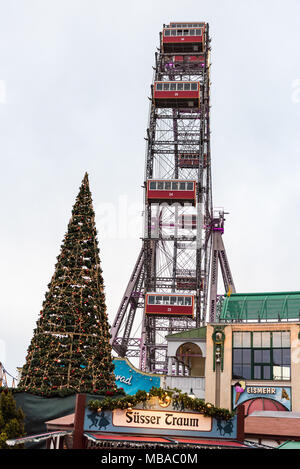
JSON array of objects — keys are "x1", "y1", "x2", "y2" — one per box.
[{"x1": 205, "y1": 322, "x2": 300, "y2": 413}]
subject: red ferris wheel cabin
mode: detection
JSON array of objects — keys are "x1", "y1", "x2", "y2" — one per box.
[
  {"x1": 145, "y1": 293, "x2": 194, "y2": 317},
  {"x1": 173, "y1": 55, "x2": 205, "y2": 66},
  {"x1": 153, "y1": 81, "x2": 200, "y2": 108},
  {"x1": 179, "y1": 153, "x2": 200, "y2": 168},
  {"x1": 162, "y1": 22, "x2": 206, "y2": 53},
  {"x1": 147, "y1": 179, "x2": 196, "y2": 206},
  {"x1": 162, "y1": 55, "x2": 205, "y2": 73}
]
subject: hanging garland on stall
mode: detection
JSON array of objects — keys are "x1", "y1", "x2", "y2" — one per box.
[{"x1": 88, "y1": 387, "x2": 234, "y2": 421}]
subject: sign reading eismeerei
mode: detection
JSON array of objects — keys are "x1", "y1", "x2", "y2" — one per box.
[{"x1": 112, "y1": 408, "x2": 212, "y2": 432}]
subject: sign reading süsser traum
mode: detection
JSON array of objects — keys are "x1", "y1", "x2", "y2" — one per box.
[{"x1": 112, "y1": 409, "x2": 212, "y2": 432}]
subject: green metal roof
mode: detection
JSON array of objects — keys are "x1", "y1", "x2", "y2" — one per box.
[
  {"x1": 166, "y1": 326, "x2": 206, "y2": 340},
  {"x1": 219, "y1": 292, "x2": 300, "y2": 322},
  {"x1": 277, "y1": 441, "x2": 300, "y2": 449}
]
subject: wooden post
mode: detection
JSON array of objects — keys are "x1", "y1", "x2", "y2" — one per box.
[
  {"x1": 236, "y1": 405, "x2": 245, "y2": 442},
  {"x1": 73, "y1": 394, "x2": 86, "y2": 449}
]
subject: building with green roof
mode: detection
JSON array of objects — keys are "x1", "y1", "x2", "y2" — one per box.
[{"x1": 219, "y1": 291, "x2": 300, "y2": 323}]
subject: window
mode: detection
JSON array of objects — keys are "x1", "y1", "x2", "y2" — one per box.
[
  {"x1": 190, "y1": 29, "x2": 195, "y2": 36},
  {"x1": 233, "y1": 348, "x2": 251, "y2": 380},
  {"x1": 191, "y1": 83, "x2": 198, "y2": 91},
  {"x1": 273, "y1": 340, "x2": 291, "y2": 380},
  {"x1": 233, "y1": 332, "x2": 251, "y2": 348},
  {"x1": 232, "y1": 331, "x2": 291, "y2": 381},
  {"x1": 177, "y1": 83, "x2": 183, "y2": 91},
  {"x1": 155, "y1": 296, "x2": 162, "y2": 304},
  {"x1": 163, "y1": 83, "x2": 170, "y2": 91},
  {"x1": 170, "y1": 83, "x2": 176, "y2": 91},
  {"x1": 162, "y1": 296, "x2": 170, "y2": 305},
  {"x1": 148, "y1": 296, "x2": 155, "y2": 304},
  {"x1": 170, "y1": 296, "x2": 177, "y2": 305},
  {"x1": 185, "y1": 297, "x2": 192, "y2": 306},
  {"x1": 156, "y1": 83, "x2": 163, "y2": 91},
  {"x1": 177, "y1": 297, "x2": 184, "y2": 306},
  {"x1": 164, "y1": 181, "x2": 171, "y2": 190},
  {"x1": 171, "y1": 30, "x2": 176, "y2": 36},
  {"x1": 157, "y1": 181, "x2": 164, "y2": 190},
  {"x1": 149, "y1": 181, "x2": 156, "y2": 190},
  {"x1": 184, "y1": 83, "x2": 191, "y2": 91},
  {"x1": 179, "y1": 182, "x2": 186, "y2": 190},
  {"x1": 172, "y1": 182, "x2": 178, "y2": 190},
  {"x1": 186, "y1": 182, "x2": 194, "y2": 190},
  {"x1": 273, "y1": 331, "x2": 290, "y2": 348},
  {"x1": 196, "y1": 29, "x2": 202, "y2": 35},
  {"x1": 253, "y1": 332, "x2": 271, "y2": 348},
  {"x1": 164, "y1": 29, "x2": 170, "y2": 36}
]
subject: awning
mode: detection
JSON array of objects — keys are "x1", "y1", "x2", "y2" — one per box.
[
  {"x1": 171, "y1": 437, "x2": 249, "y2": 448},
  {"x1": 6, "y1": 431, "x2": 72, "y2": 446},
  {"x1": 84, "y1": 433, "x2": 174, "y2": 445},
  {"x1": 84, "y1": 432, "x2": 249, "y2": 448}
]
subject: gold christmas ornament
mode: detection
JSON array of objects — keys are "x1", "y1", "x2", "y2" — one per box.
[{"x1": 158, "y1": 395, "x2": 172, "y2": 408}]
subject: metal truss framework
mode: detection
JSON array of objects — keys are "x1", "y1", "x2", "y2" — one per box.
[{"x1": 111, "y1": 23, "x2": 235, "y2": 374}]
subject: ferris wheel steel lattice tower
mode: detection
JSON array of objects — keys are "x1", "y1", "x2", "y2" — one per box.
[{"x1": 111, "y1": 22, "x2": 235, "y2": 374}]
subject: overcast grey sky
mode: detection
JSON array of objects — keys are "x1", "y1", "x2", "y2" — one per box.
[{"x1": 1, "y1": 0, "x2": 300, "y2": 381}]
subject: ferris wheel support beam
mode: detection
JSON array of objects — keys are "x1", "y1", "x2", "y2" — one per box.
[{"x1": 209, "y1": 212, "x2": 236, "y2": 323}]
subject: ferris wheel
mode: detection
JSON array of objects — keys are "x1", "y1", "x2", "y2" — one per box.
[{"x1": 111, "y1": 22, "x2": 235, "y2": 374}]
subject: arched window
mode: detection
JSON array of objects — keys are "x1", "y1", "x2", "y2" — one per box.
[{"x1": 176, "y1": 342, "x2": 205, "y2": 377}]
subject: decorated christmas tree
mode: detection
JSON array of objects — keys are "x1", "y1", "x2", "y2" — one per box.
[{"x1": 19, "y1": 173, "x2": 116, "y2": 396}]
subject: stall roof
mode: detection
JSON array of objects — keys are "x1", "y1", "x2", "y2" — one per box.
[
  {"x1": 6, "y1": 431, "x2": 72, "y2": 447},
  {"x1": 219, "y1": 292, "x2": 300, "y2": 322},
  {"x1": 46, "y1": 413, "x2": 75, "y2": 430},
  {"x1": 84, "y1": 433, "x2": 174, "y2": 444},
  {"x1": 84, "y1": 432, "x2": 250, "y2": 449}
]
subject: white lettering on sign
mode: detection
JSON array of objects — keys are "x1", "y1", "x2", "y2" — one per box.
[
  {"x1": 113, "y1": 409, "x2": 212, "y2": 432},
  {"x1": 115, "y1": 375, "x2": 133, "y2": 386},
  {"x1": 246, "y1": 386, "x2": 276, "y2": 395}
]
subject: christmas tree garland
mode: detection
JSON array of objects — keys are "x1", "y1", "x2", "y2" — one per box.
[{"x1": 88, "y1": 387, "x2": 234, "y2": 421}]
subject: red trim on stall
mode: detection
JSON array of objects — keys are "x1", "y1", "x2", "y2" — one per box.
[{"x1": 85, "y1": 433, "x2": 173, "y2": 444}]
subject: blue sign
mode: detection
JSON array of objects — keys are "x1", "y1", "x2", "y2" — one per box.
[
  {"x1": 113, "y1": 358, "x2": 161, "y2": 395},
  {"x1": 84, "y1": 402, "x2": 238, "y2": 440},
  {"x1": 232, "y1": 384, "x2": 291, "y2": 410}
]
